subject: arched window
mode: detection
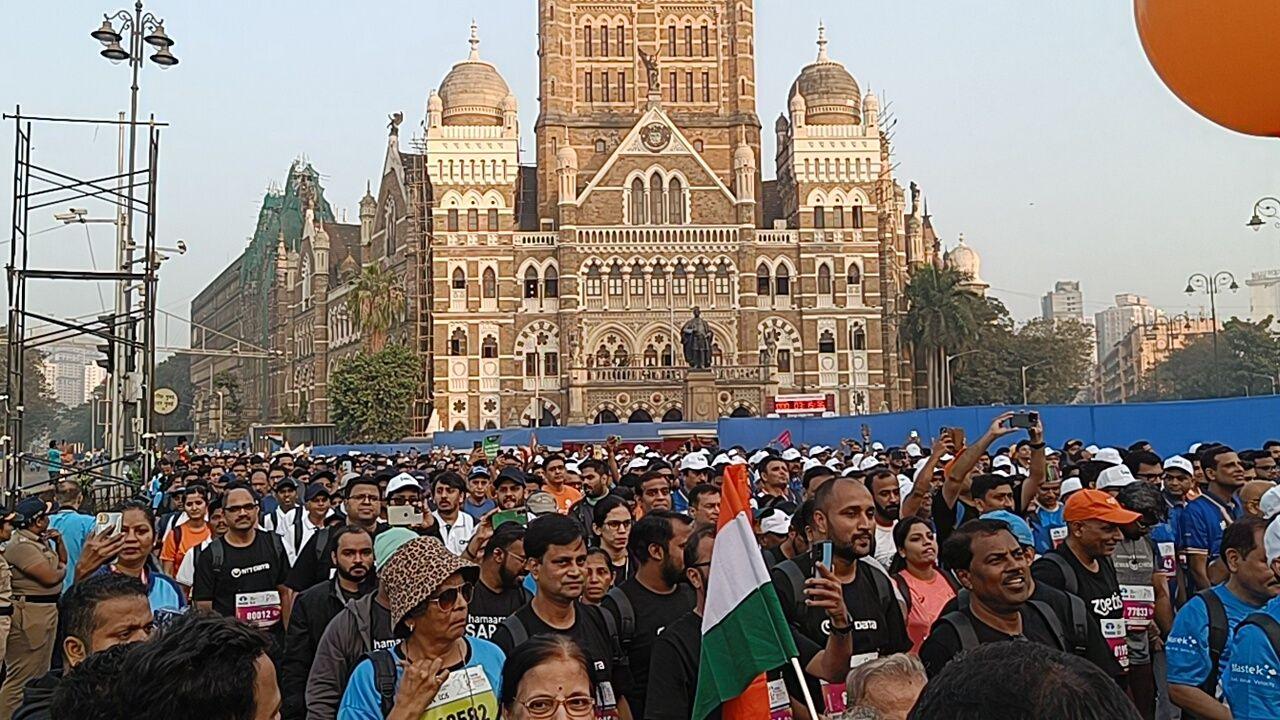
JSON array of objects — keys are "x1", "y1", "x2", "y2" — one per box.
[
  {"x1": 601, "y1": 22, "x2": 609, "y2": 55},
  {"x1": 481, "y1": 335, "x2": 498, "y2": 359},
  {"x1": 607, "y1": 265, "x2": 624, "y2": 296},
  {"x1": 833, "y1": 206, "x2": 846, "y2": 229},
  {"x1": 711, "y1": 342, "x2": 724, "y2": 366},
  {"x1": 756, "y1": 263, "x2": 771, "y2": 296},
  {"x1": 487, "y1": 208, "x2": 499, "y2": 231},
  {"x1": 847, "y1": 263, "x2": 862, "y2": 286},
  {"x1": 453, "y1": 421, "x2": 466, "y2": 431},
  {"x1": 482, "y1": 267, "x2": 497, "y2": 298},
  {"x1": 852, "y1": 203, "x2": 864, "y2": 228},
  {"x1": 701, "y1": 23, "x2": 710, "y2": 56},
  {"x1": 594, "y1": 346, "x2": 610, "y2": 367},
  {"x1": 467, "y1": 209, "x2": 479, "y2": 232},
  {"x1": 630, "y1": 178, "x2": 646, "y2": 225},
  {"x1": 629, "y1": 408, "x2": 653, "y2": 423},
  {"x1": 819, "y1": 330, "x2": 836, "y2": 354},
  {"x1": 585, "y1": 265, "x2": 602, "y2": 296},
  {"x1": 617, "y1": 25, "x2": 625, "y2": 55},
  {"x1": 661, "y1": 343, "x2": 675, "y2": 366},
  {"x1": 449, "y1": 328, "x2": 467, "y2": 356},
  {"x1": 595, "y1": 409, "x2": 620, "y2": 424},
  {"x1": 629, "y1": 264, "x2": 646, "y2": 298},
  {"x1": 817, "y1": 264, "x2": 832, "y2": 296},
  {"x1": 668, "y1": 177, "x2": 685, "y2": 224},
  {"x1": 300, "y1": 254, "x2": 313, "y2": 304},
  {"x1": 663, "y1": 407, "x2": 684, "y2": 422},
  {"x1": 447, "y1": 209, "x2": 459, "y2": 232},
  {"x1": 714, "y1": 262, "x2": 731, "y2": 296},
  {"x1": 650, "y1": 266, "x2": 666, "y2": 298},
  {"x1": 692, "y1": 262, "x2": 709, "y2": 297},
  {"x1": 525, "y1": 352, "x2": 539, "y2": 377},
  {"x1": 384, "y1": 199, "x2": 397, "y2": 256},
  {"x1": 544, "y1": 266, "x2": 559, "y2": 298},
  {"x1": 644, "y1": 345, "x2": 658, "y2": 366},
  {"x1": 613, "y1": 346, "x2": 630, "y2": 367},
  {"x1": 775, "y1": 264, "x2": 791, "y2": 296},
  {"x1": 672, "y1": 263, "x2": 688, "y2": 296},
  {"x1": 853, "y1": 326, "x2": 867, "y2": 350},
  {"x1": 584, "y1": 24, "x2": 593, "y2": 56},
  {"x1": 778, "y1": 348, "x2": 793, "y2": 373},
  {"x1": 814, "y1": 206, "x2": 826, "y2": 229},
  {"x1": 649, "y1": 173, "x2": 664, "y2": 225},
  {"x1": 451, "y1": 267, "x2": 466, "y2": 290},
  {"x1": 524, "y1": 267, "x2": 540, "y2": 299},
  {"x1": 595, "y1": 139, "x2": 607, "y2": 153}
]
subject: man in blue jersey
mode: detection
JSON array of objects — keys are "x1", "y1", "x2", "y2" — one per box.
[
  {"x1": 1181, "y1": 446, "x2": 1246, "y2": 593},
  {"x1": 1223, "y1": 517, "x2": 1280, "y2": 719}
]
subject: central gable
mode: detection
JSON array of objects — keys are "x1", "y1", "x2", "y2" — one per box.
[{"x1": 575, "y1": 106, "x2": 737, "y2": 208}]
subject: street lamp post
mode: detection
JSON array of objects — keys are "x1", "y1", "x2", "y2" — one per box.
[
  {"x1": 1247, "y1": 197, "x2": 1280, "y2": 231},
  {"x1": 1021, "y1": 359, "x2": 1051, "y2": 406},
  {"x1": 90, "y1": 1, "x2": 177, "y2": 482},
  {"x1": 1184, "y1": 271, "x2": 1238, "y2": 362},
  {"x1": 1249, "y1": 372, "x2": 1279, "y2": 395},
  {"x1": 944, "y1": 349, "x2": 979, "y2": 407}
]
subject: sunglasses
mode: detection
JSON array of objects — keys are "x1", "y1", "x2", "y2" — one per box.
[{"x1": 427, "y1": 582, "x2": 475, "y2": 611}]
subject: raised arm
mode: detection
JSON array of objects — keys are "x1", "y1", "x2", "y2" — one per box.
[
  {"x1": 943, "y1": 412, "x2": 1016, "y2": 507},
  {"x1": 1019, "y1": 417, "x2": 1048, "y2": 511}
]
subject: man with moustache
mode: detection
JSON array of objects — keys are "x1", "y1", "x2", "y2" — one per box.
[
  {"x1": 466, "y1": 523, "x2": 532, "y2": 640},
  {"x1": 280, "y1": 526, "x2": 374, "y2": 719},
  {"x1": 770, "y1": 477, "x2": 909, "y2": 713},
  {"x1": 493, "y1": 466, "x2": 528, "y2": 511},
  {"x1": 920, "y1": 519, "x2": 1067, "y2": 676},
  {"x1": 864, "y1": 467, "x2": 901, "y2": 569},
  {"x1": 1183, "y1": 445, "x2": 1247, "y2": 592}
]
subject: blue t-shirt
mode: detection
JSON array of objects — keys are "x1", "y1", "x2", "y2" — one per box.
[
  {"x1": 47, "y1": 448, "x2": 62, "y2": 472},
  {"x1": 1223, "y1": 594, "x2": 1280, "y2": 720},
  {"x1": 338, "y1": 637, "x2": 505, "y2": 720},
  {"x1": 1180, "y1": 493, "x2": 1241, "y2": 560},
  {"x1": 49, "y1": 509, "x2": 98, "y2": 591},
  {"x1": 1028, "y1": 505, "x2": 1066, "y2": 556},
  {"x1": 1167, "y1": 584, "x2": 1263, "y2": 695},
  {"x1": 463, "y1": 497, "x2": 497, "y2": 521},
  {"x1": 95, "y1": 566, "x2": 186, "y2": 622}
]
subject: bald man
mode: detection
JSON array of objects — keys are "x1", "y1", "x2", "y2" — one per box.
[{"x1": 1240, "y1": 480, "x2": 1274, "y2": 519}]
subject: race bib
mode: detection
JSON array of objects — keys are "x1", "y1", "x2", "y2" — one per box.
[
  {"x1": 1100, "y1": 618, "x2": 1130, "y2": 669},
  {"x1": 819, "y1": 653, "x2": 878, "y2": 713},
  {"x1": 235, "y1": 591, "x2": 281, "y2": 629},
  {"x1": 421, "y1": 665, "x2": 498, "y2": 720},
  {"x1": 594, "y1": 680, "x2": 620, "y2": 720},
  {"x1": 1120, "y1": 585, "x2": 1156, "y2": 634},
  {"x1": 1049, "y1": 526, "x2": 1067, "y2": 548},
  {"x1": 1157, "y1": 542, "x2": 1176, "y2": 575},
  {"x1": 768, "y1": 676, "x2": 793, "y2": 720}
]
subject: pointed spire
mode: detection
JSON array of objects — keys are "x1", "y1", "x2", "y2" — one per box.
[
  {"x1": 468, "y1": 19, "x2": 481, "y2": 61},
  {"x1": 816, "y1": 21, "x2": 829, "y2": 62}
]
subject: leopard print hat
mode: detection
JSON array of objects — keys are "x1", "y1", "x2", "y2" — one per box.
[{"x1": 381, "y1": 535, "x2": 479, "y2": 633}]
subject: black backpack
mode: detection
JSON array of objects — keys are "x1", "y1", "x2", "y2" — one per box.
[
  {"x1": 499, "y1": 604, "x2": 626, "y2": 666},
  {"x1": 937, "y1": 600, "x2": 1068, "y2": 654},
  {"x1": 776, "y1": 556, "x2": 896, "y2": 624},
  {"x1": 954, "y1": 587, "x2": 1089, "y2": 657},
  {"x1": 366, "y1": 648, "x2": 400, "y2": 718},
  {"x1": 1196, "y1": 589, "x2": 1230, "y2": 700},
  {"x1": 205, "y1": 532, "x2": 287, "y2": 577},
  {"x1": 601, "y1": 586, "x2": 635, "y2": 651}
]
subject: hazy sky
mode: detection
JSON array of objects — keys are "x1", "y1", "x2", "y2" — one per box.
[{"x1": 4, "y1": 1, "x2": 1279, "y2": 351}]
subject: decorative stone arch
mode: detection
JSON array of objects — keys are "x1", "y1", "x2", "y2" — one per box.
[
  {"x1": 592, "y1": 402, "x2": 622, "y2": 424},
  {"x1": 481, "y1": 189, "x2": 506, "y2": 208},
  {"x1": 438, "y1": 190, "x2": 465, "y2": 209},
  {"x1": 759, "y1": 316, "x2": 802, "y2": 372},
  {"x1": 520, "y1": 399, "x2": 561, "y2": 427},
  {"x1": 805, "y1": 188, "x2": 830, "y2": 207},
  {"x1": 727, "y1": 402, "x2": 756, "y2": 418},
  {"x1": 659, "y1": 399, "x2": 685, "y2": 422},
  {"x1": 847, "y1": 187, "x2": 870, "y2": 206},
  {"x1": 626, "y1": 401, "x2": 655, "y2": 423},
  {"x1": 515, "y1": 320, "x2": 558, "y2": 354},
  {"x1": 622, "y1": 165, "x2": 692, "y2": 226},
  {"x1": 586, "y1": 323, "x2": 637, "y2": 367}
]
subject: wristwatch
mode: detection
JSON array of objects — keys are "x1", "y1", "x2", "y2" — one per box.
[
  {"x1": 1029, "y1": 442, "x2": 1046, "y2": 450},
  {"x1": 830, "y1": 614, "x2": 854, "y2": 635}
]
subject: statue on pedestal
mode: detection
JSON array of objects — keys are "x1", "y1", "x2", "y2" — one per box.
[{"x1": 681, "y1": 307, "x2": 713, "y2": 370}]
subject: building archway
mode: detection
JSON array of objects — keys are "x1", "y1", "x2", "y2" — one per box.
[
  {"x1": 729, "y1": 406, "x2": 753, "y2": 418},
  {"x1": 628, "y1": 408, "x2": 653, "y2": 423},
  {"x1": 594, "y1": 409, "x2": 620, "y2": 424},
  {"x1": 661, "y1": 407, "x2": 684, "y2": 422}
]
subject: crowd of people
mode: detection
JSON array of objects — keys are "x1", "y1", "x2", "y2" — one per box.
[{"x1": 0, "y1": 414, "x2": 1278, "y2": 719}]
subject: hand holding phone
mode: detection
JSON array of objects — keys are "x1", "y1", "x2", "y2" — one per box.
[
  {"x1": 1009, "y1": 411, "x2": 1039, "y2": 430},
  {"x1": 387, "y1": 505, "x2": 423, "y2": 527},
  {"x1": 813, "y1": 541, "x2": 834, "y2": 578},
  {"x1": 95, "y1": 512, "x2": 122, "y2": 536}
]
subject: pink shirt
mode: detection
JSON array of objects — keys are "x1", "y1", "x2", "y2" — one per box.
[{"x1": 899, "y1": 569, "x2": 957, "y2": 653}]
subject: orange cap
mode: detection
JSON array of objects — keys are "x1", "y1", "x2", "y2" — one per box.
[{"x1": 1063, "y1": 489, "x2": 1142, "y2": 525}]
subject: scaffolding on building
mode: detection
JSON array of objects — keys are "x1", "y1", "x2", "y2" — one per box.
[{"x1": 405, "y1": 137, "x2": 435, "y2": 436}]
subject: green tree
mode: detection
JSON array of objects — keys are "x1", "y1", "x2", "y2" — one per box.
[
  {"x1": 0, "y1": 339, "x2": 60, "y2": 445},
  {"x1": 330, "y1": 343, "x2": 419, "y2": 442},
  {"x1": 900, "y1": 266, "x2": 987, "y2": 405},
  {"x1": 950, "y1": 313, "x2": 1093, "y2": 406},
  {"x1": 347, "y1": 264, "x2": 406, "y2": 353},
  {"x1": 1136, "y1": 318, "x2": 1280, "y2": 400},
  {"x1": 211, "y1": 370, "x2": 247, "y2": 441}
]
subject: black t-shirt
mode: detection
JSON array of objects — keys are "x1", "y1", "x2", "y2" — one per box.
[
  {"x1": 918, "y1": 603, "x2": 1063, "y2": 677},
  {"x1": 467, "y1": 580, "x2": 531, "y2": 641},
  {"x1": 491, "y1": 602, "x2": 632, "y2": 716},
  {"x1": 602, "y1": 578, "x2": 695, "y2": 719},
  {"x1": 761, "y1": 545, "x2": 786, "y2": 569},
  {"x1": 1031, "y1": 547, "x2": 1126, "y2": 677},
  {"x1": 192, "y1": 532, "x2": 290, "y2": 625},
  {"x1": 609, "y1": 557, "x2": 634, "y2": 586},
  {"x1": 369, "y1": 599, "x2": 397, "y2": 652},
  {"x1": 644, "y1": 609, "x2": 821, "y2": 720},
  {"x1": 931, "y1": 489, "x2": 977, "y2": 543},
  {"x1": 286, "y1": 522, "x2": 393, "y2": 591}
]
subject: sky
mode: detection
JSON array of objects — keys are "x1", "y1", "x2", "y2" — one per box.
[{"x1": 3, "y1": 0, "x2": 1279, "y2": 351}]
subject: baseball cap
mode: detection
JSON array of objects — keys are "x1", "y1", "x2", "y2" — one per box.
[
  {"x1": 381, "y1": 536, "x2": 478, "y2": 634},
  {"x1": 1261, "y1": 486, "x2": 1280, "y2": 521},
  {"x1": 526, "y1": 491, "x2": 559, "y2": 517},
  {"x1": 747, "y1": 450, "x2": 770, "y2": 466},
  {"x1": 274, "y1": 476, "x2": 299, "y2": 490},
  {"x1": 759, "y1": 510, "x2": 792, "y2": 536},
  {"x1": 1096, "y1": 465, "x2": 1138, "y2": 491},
  {"x1": 781, "y1": 448, "x2": 802, "y2": 462},
  {"x1": 982, "y1": 509, "x2": 1035, "y2": 548},
  {"x1": 1163, "y1": 455, "x2": 1194, "y2": 476},
  {"x1": 1060, "y1": 477, "x2": 1084, "y2": 497},
  {"x1": 857, "y1": 455, "x2": 881, "y2": 471},
  {"x1": 374, "y1": 527, "x2": 418, "y2": 571},
  {"x1": 680, "y1": 454, "x2": 709, "y2": 472},
  {"x1": 385, "y1": 472, "x2": 422, "y2": 498},
  {"x1": 1063, "y1": 489, "x2": 1142, "y2": 525},
  {"x1": 494, "y1": 467, "x2": 527, "y2": 487},
  {"x1": 808, "y1": 445, "x2": 828, "y2": 458},
  {"x1": 626, "y1": 457, "x2": 650, "y2": 472},
  {"x1": 905, "y1": 443, "x2": 923, "y2": 458},
  {"x1": 468, "y1": 465, "x2": 491, "y2": 479},
  {"x1": 1092, "y1": 448, "x2": 1123, "y2": 466},
  {"x1": 304, "y1": 483, "x2": 332, "y2": 502},
  {"x1": 1266, "y1": 517, "x2": 1280, "y2": 564},
  {"x1": 871, "y1": 442, "x2": 885, "y2": 451},
  {"x1": 15, "y1": 497, "x2": 50, "y2": 524}
]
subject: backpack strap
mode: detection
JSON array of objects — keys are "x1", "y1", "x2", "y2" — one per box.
[
  {"x1": 860, "y1": 557, "x2": 895, "y2": 612},
  {"x1": 1043, "y1": 552, "x2": 1078, "y2": 595},
  {"x1": 604, "y1": 586, "x2": 635, "y2": 649},
  {"x1": 1028, "y1": 600, "x2": 1069, "y2": 653},
  {"x1": 1065, "y1": 593, "x2": 1089, "y2": 656},
  {"x1": 365, "y1": 648, "x2": 398, "y2": 718},
  {"x1": 501, "y1": 614, "x2": 529, "y2": 650},
  {"x1": 293, "y1": 510, "x2": 304, "y2": 553},
  {"x1": 955, "y1": 588, "x2": 970, "y2": 612},
  {"x1": 777, "y1": 559, "x2": 809, "y2": 620},
  {"x1": 1199, "y1": 589, "x2": 1229, "y2": 695},
  {"x1": 939, "y1": 611, "x2": 980, "y2": 652},
  {"x1": 268, "y1": 532, "x2": 287, "y2": 566},
  {"x1": 313, "y1": 527, "x2": 332, "y2": 564},
  {"x1": 208, "y1": 537, "x2": 225, "y2": 577},
  {"x1": 1239, "y1": 613, "x2": 1280, "y2": 663},
  {"x1": 892, "y1": 573, "x2": 914, "y2": 614}
]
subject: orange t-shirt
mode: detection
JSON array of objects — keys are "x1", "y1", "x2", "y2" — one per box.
[
  {"x1": 545, "y1": 484, "x2": 583, "y2": 514},
  {"x1": 161, "y1": 521, "x2": 211, "y2": 571}
]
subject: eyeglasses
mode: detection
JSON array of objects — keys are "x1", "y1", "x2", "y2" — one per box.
[
  {"x1": 347, "y1": 494, "x2": 380, "y2": 504},
  {"x1": 427, "y1": 582, "x2": 475, "y2": 611},
  {"x1": 387, "y1": 497, "x2": 420, "y2": 506},
  {"x1": 518, "y1": 695, "x2": 595, "y2": 719},
  {"x1": 1134, "y1": 472, "x2": 1163, "y2": 482},
  {"x1": 603, "y1": 519, "x2": 632, "y2": 531},
  {"x1": 224, "y1": 502, "x2": 258, "y2": 515}
]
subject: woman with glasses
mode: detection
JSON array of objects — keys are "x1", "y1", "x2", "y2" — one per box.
[
  {"x1": 591, "y1": 496, "x2": 633, "y2": 585},
  {"x1": 501, "y1": 634, "x2": 596, "y2": 720},
  {"x1": 337, "y1": 536, "x2": 506, "y2": 720}
]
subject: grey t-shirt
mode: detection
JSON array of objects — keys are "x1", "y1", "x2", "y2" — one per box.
[{"x1": 1113, "y1": 536, "x2": 1157, "y2": 666}]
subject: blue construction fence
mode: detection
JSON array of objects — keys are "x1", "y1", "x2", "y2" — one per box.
[{"x1": 311, "y1": 395, "x2": 1280, "y2": 458}]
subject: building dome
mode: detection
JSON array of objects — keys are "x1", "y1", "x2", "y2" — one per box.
[
  {"x1": 437, "y1": 21, "x2": 511, "y2": 127},
  {"x1": 556, "y1": 145, "x2": 578, "y2": 171},
  {"x1": 787, "y1": 23, "x2": 861, "y2": 126},
  {"x1": 946, "y1": 234, "x2": 988, "y2": 293},
  {"x1": 862, "y1": 91, "x2": 879, "y2": 113},
  {"x1": 734, "y1": 143, "x2": 755, "y2": 170}
]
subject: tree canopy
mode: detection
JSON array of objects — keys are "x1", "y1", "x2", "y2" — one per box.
[
  {"x1": 330, "y1": 343, "x2": 418, "y2": 443},
  {"x1": 1134, "y1": 317, "x2": 1280, "y2": 401}
]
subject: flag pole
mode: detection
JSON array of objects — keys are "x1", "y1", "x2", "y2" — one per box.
[{"x1": 788, "y1": 656, "x2": 820, "y2": 720}]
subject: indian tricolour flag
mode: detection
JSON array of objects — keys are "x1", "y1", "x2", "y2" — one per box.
[{"x1": 692, "y1": 463, "x2": 799, "y2": 720}]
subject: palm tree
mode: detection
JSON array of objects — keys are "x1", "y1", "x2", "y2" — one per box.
[
  {"x1": 900, "y1": 265, "x2": 985, "y2": 407},
  {"x1": 347, "y1": 264, "x2": 406, "y2": 353}
]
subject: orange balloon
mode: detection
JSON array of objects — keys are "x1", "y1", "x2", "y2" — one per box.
[{"x1": 1135, "y1": 0, "x2": 1280, "y2": 137}]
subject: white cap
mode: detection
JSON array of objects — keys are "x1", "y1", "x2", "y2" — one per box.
[
  {"x1": 871, "y1": 441, "x2": 885, "y2": 451},
  {"x1": 1097, "y1": 464, "x2": 1138, "y2": 490},
  {"x1": 841, "y1": 466, "x2": 860, "y2": 477},
  {"x1": 760, "y1": 511, "x2": 792, "y2": 535},
  {"x1": 1085, "y1": 445, "x2": 1101, "y2": 455},
  {"x1": 712, "y1": 453, "x2": 731, "y2": 466},
  {"x1": 1266, "y1": 516, "x2": 1280, "y2": 564},
  {"x1": 680, "y1": 454, "x2": 710, "y2": 472},
  {"x1": 940, "y1": 453, "x2": 955, "y2": 462},
  {"x1": 1189, "y1": 442, "x2": 1203, "y2": 454},
  {"x1": 850, "y1": 453, "x2": 865, "y2": 468},
  {"x1": 634, "y1": 444, "x2": 649, "y2": 455},
  {"x1": 781, "y1": 448, "x2": 801, "y2": 461},
  {"x1": 1163, "y1": 455, "x2": 1194, "y2": 475},
  {"x1": 385, "y1": 472, "x2": 421, "y2": 498},
  {"x1": 339, "y1": 471, "x2": 361, "y2": 489},
  {"x1": 1261, "y1": 487, "x2": 1280, "y2": 521},
  {"x1": 748, "y1": 450, "x2": 770, "y2": 466},
  {"x1": 912, "y1": 458, "x2": 932, "y2": 482},
  {"x1": 626, "y1": 457, "x2": 650, "y2": 472},
  {"x1": 809, "y1": 445, "x2": 827, "y2": 458},
  {"x1": 899, "y1": 477, "x2": 915, "y2": 498},
  {"x1": 565, "y1": 462, "x2": 580, "y2": 475},
  {"x1": 729, "y1": 456, "x2": 748, "y2": 466},
  {"x1": 1060, "y1": 477, "x2": 1084, "y2": 496},
  {"x1": 826, "y1": 459, "x2": 842, "y2": 471},
  {"x1": 991, "y1": 455, "x2": 1014, "y2": 471},
  {"x1": 905, "y1": 443, "x2": 923, "y2": 458},
  {"x1": 858, "y1": 455, "x2": 881, "y2": 471},
  {"x1": 1093, "y1": 447, "x2": 1123, "y2": 466}
]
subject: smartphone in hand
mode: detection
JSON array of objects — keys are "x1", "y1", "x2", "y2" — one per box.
[
  {"x1": 95, "y1": 512, "x2": 122, "y2": 535},
  {"x1": 813, "y1": 541, "x2": 834, "y2": 578}
]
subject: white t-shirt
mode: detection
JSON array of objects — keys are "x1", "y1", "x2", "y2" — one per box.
[
  {"x1": 280, "y1": 511, "x2": 331, "y2": 565},
  {"x1": 433, "y1": 511, "x2": 477, "y2": 556},
  {"x1": 873, "y1": 520, "x2": 898, "y2": 570},
  {"x1": 176, "y1": 537, "x2": 213, "y2": 587}
]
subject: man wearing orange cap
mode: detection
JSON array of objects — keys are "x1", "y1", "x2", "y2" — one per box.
[{"x1": 1031, "y1": 489, "x2": 1140, "y2": 686}]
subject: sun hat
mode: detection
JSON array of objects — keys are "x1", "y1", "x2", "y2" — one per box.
[{"x1": 380, "y1": 536, "x2": 478, "y2": 634}]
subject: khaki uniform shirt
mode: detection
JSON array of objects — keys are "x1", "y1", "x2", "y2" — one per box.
[{"x1": 4, "y1": 529, "x2": 60, "y2": 597}]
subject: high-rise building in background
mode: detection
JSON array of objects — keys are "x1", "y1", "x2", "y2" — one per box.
[
  {"x1": 1094, "y1": 293, "x2": 1163, "y2": 360},
  {"x1": 1246, "y1": 269, "x2": 1280, "y2": 328},
  {"x1": 40, "y1": 340, "x2": 104, "y2": 408},
  {"x1": 1041, "y1": 280, "x2": 1083, "y2": 324}
]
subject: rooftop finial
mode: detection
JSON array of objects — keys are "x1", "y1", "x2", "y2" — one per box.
[
  {"x1": 468, "y1": 19, "x2": 481, "y2": 61},
  {"x1": 816, "y1": 21, "x2": 829, "y2": 62}
]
